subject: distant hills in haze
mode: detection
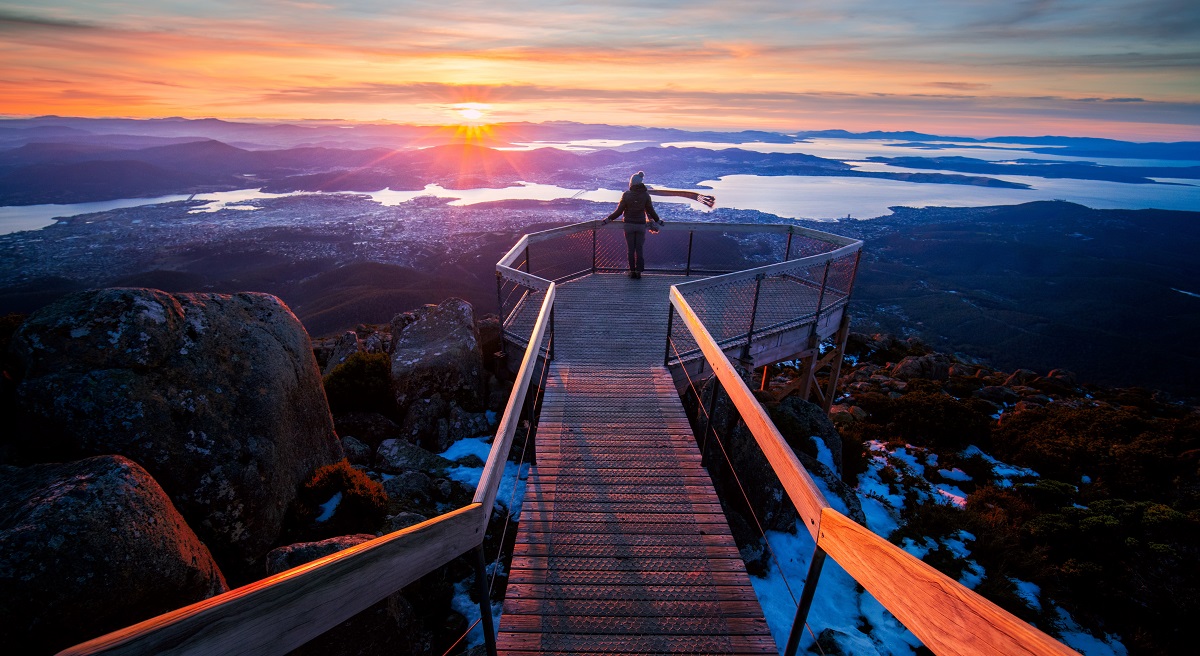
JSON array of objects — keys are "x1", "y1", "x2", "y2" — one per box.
[{"x1": 1, "y1": 116, "x2": 1196, "y2": 206}]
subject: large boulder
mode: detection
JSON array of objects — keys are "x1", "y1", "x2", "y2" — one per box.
[
  {"x1": 390, "y1": 298, "x2": 484, "y2": 412},
  {"x1": 399, "y1": 395, "x2": 450, "y2": 450},
  {"x1": 477, "y1": 313, "x2": 503, "y2": 371},
  {"x1": 890, "y1": 353, "x2": 953, "y2": 381},
  {"x1": 268, "y1": 535, "x2": 434, "y2": 656},
  {"x1": 334, "y1": 412, "x2": 402, "y2": 450},
  {"x1": 768, "y1": 396, "x2": 844, "y2": 475},
  {"x1": 375, "y1": 439, "x2": 453, "y2": 475},
  {"x1": 324, "y1": 330, "x2": 363, "y2": 375},
  {"x1": 0, "y1": 455, "x2": 227, "y2": 654},
  {"x1": 8, "y1": 288, "x2": 344, "y2": 573},
  {"x1": 265, "y1": 534, "x2": 376, "y2": 575}
]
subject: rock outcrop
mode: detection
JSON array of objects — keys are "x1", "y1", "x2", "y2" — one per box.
[
  {"x1": 890, "y1": 353, "x2": 954, "y2": 381},
  {"x1": 0, "y1": 455, "x2": 227, "y2": 654},
  {"x1": 375, "y1": 439, "x2": 453, "y2": 475},
  {"x1": 324, "y1": 330, "x2": 364, "y2": 375},
  {"x1": 768, "y1": 396, "x2": 844, "y2": 475},
  {"x1": 8, "y1": 288, "x2": 344, "y2": 572},
  {"x1": 389, "y1": 298, "x2": 484, "y2": 411},
  {"x1": 334, "y1": 412, "x2": 402, "y2": 449},
  {"x1": 265, "y1": 534, "x2": 376, "y2": 575}
]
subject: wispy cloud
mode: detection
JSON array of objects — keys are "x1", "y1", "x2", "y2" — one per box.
[{"x1": 0, "y1": 1, "x2": 1196, "y2": 138}]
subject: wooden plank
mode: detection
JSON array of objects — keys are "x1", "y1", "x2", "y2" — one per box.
[
  {"x1": 520, "y1": 493, "x2": 720, "y2": 505},
  {"x1": 59, "y1": 504, "x2": 485, "y2": 656},
  {"x1": 512, "y1": 530, "x2": 736, "y2": 547},
  {"x1": 500, "y1": 615, "x2": 769, "y2": 635},
  {"x1": 510, "y1": 556, "x2": 750, "y2": 573},
  {"x1": 496, "y1": 633, "x2": 778, "y2": 653},
  {"x1": 817, "y1": 508, "x2": 1078, "y2": 656},
  {"x1": 670, "y1": 286, "x2": 831, "y2": 540},
  {"x1": 518, "y1": 490, "x2": 719, "y2": 502},
  {"x1": 513, "y1": 543, "x2": 742, "y2": 559},
  {"x1": 503, "y1": 584, "x2": 762, "y2": 602},
  {"x1": 507, "y1": 568, "x2": 752, "y2": 587},
  {"x1": 514, "y1": 521, "x2": 734, "y2": 536},
  {"x1": 500, "y1": 598, "x2": 765, "y2": 618},
  {"x1": 521, "y1": 501, "x2": 724, "y2": 514}
]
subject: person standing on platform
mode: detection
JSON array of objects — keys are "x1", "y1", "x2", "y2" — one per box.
[{"x1": 600, "y1": 171, "x2": 664, "y2": 279}]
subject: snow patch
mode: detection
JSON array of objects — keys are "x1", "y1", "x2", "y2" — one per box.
[
  {"x1": 441, "y1": 435, "x2": 493, "y2": 463},
  {"x1": 1011, "y1": 578, "x2": 1042, "y2": 612},
  {"x1": 810, "y1": 436, "x2": 837, "y2": 472},
  {"x1": 1054, "y1": 606, "x2": 1128, "y2": 656},
  {"x1": 440, "y1": 436, "x2": 530, "y2": 518},
  {"x1": 961, "y1": 445, "x2": 1039, "y2": 483},
  {"x1": 934, "y1": 484, "x2": 968, "y2": 507},
  {"x1": 315, "y1": 492, "x2": 342, "y2": 522},
  {"x1": 938, "y1": 467, "x2": 972, "y2": 482},
  {"x1": 752, "y1": 524, "x2": 918, "y2": 654}
]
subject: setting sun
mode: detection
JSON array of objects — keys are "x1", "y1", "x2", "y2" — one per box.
[{"x1": 452, "y1": 103, "x2": 492, "y2": 123}]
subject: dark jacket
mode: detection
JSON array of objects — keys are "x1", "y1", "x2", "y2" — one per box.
[{"x1": 604, "y1": 183, "x2": 661, "y2": 224}]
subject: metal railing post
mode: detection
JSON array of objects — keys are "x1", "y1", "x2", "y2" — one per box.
[
  {"x1": 685, "y1": 230, "x2": 694, "y2": 276},
  {"x1": 495, "y1": 272, "x2": 504, "y2": 317},
  {"x1": 592, "y1": 227, "x2": 598, "y2": 273},
  {"x1": 700, "y1": 381, "x2": 721, "y2": 469},
  {"x1": 548, "y1": 308, "x2": 555, "y2": 361},
  {"x1": 813, "y1": 260, "x2": 831, "y2": 319},
  {"x1": 784, "y1": 547, "x2": 827, "y2": 656},
  {"x1": 474, "y1": 547, "x2": 499, "y2": 656},
  {"x1": 785, "y1": 229, "x2": 794, "y2": 261},
  {"x1": 524, "y1": 245, "x2": 531, "y2": 274},
  {"x1": 664, "y1": 305, "x2": 675, "y2": 366},
  {"x1": 739, "y1": 273, "x2": 765, "y2": 362}
]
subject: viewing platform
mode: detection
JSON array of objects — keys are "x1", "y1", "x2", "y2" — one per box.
[
  {"x1": 61, "y1": 220, "x2": 1078, "y2": 656},
  {"x1": 492, "y1": 222, "x2": 856, "y2": 654}
]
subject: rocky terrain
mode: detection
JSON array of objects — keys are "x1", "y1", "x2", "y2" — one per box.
[
  {"x1": 0, "y1": 290, "x2": 513, "y2": 655},
  {"x1": 2, "y1": 282, "x2": 1196, "y2": 654},
  {"x1": 709, "y1": 333, "x2": 1199, "y2": 655}
]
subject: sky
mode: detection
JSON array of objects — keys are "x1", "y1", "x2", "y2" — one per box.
[{"x1": 1, "y1": 0, "x2": 1198, "y2": 140}]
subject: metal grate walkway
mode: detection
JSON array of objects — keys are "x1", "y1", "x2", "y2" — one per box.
[{"x1": 497, "y1": 274, "x2": 776, "y2": 655}]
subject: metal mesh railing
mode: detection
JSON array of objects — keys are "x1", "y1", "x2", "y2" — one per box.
[
  {"x1": 666, "y1": 246, "x2": 862, "y2": 369},
  {"x1": 497, "y1": 221, "x2": 860, "y2": 365}
]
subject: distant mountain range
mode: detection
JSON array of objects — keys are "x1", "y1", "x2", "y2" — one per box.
[
  {"x1": 0, "y1": 128, "x2": 1048, "y2": 206},
  {"x1": 2, "y1": 117, "x2": 1197, "y2": 206}
]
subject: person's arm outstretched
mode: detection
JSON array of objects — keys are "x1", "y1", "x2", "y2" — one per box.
[{"x1": 648, "y1": 188, "x2": 716, "y2": 208}]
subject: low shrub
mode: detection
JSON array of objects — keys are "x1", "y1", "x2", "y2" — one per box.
[
  {"x1": 323, "y1": 351, "x2": 394, "y2": 417},
  {"x1": 292, "y1": 460, "x2": 387, "y2": 539}
]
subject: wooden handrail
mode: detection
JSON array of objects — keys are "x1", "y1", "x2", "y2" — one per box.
[
  {"x1": 669, "y1": 287, "x2": 831, "y2": 540},
  {"x1": 817, "y1": 510, "x2": 1076, "y2": 655},
  {"x1": 669, "y1": 286, "x2": 1079, "y2": 655},
  {"x1": 58, "y1": 504, "x2": 485, "y2": 656},
  {"x1": 473, "y1": 282, "x2": 556, "y2": 532}
]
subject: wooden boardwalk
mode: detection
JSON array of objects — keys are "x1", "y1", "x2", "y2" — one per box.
[{"x1": 497, "y1": 274, "x2": 776, "y2": 655}]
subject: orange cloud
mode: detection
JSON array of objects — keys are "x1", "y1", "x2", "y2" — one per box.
[{"x1": 0, "y1": 3, "x2": 1196, "y2": 139}]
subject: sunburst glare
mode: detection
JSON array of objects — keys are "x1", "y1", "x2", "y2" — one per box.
[{"x1": 451, "y1": 103, "x2": 491, "y2": 124}]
